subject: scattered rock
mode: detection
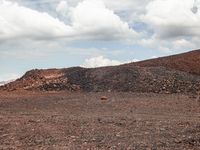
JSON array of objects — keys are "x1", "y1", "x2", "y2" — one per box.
[{"x1": 100, "y1": 96, "x2": 108, "y2": 101}]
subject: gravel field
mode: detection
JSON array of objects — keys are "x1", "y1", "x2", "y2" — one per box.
[{"x1": 0, "y1": 91, "x2": 200, "y2": 149}]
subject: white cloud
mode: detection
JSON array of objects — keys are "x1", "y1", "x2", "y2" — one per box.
[
  {"x1": 0, "y1": 0, "x2": 137, "y2": 43},
  {"x1": 0, "y1": 0, "x2": 73, "y2": 41},
  {"x1": 0, "y1": 73, "x2": 21, "y2": 82},
  {"x1": 172, "y1": 39, "x2": 195, "y2": 50},
  {"x1": 143, "y1": 0, "x2": 200, "y2": 39},
  {"x1": 2, "y1": 0, "x2": 200, "y2": 60},
  {"x1": 70, "y1": 0, "x2": 138, "y2": 40},
  {"x1": 81, "y1": 55, "x2": 138, "y2": 68},
  {"x1": 103, "y1": 0, "x2": 150, "y2": 23},
  {"x1": 137, "y1": 0, "x2": 200, "y2": 51},
  {"x1": 56, "y1": 1, "x2": 69, "y2": 15},
  {"x1": 81, "y1": 56, "x2": 122, "y2": 68}
]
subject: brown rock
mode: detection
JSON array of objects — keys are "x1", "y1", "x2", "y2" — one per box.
[{"x1": 100, "y1": 96, "x2": 108, "y2": 101}]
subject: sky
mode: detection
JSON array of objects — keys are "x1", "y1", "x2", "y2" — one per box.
[{"x1": 0, "y1": 0, "x2": 200, "y2": 81}]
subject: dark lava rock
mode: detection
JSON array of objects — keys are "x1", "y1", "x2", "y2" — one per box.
[{"x1": 1, "y1": 50, "x2": 200, "y2": 94}]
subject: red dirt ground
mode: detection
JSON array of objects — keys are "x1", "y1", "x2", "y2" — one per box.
[{"x1": 0, "y1": 91, "x2": 200, "y2": 149}]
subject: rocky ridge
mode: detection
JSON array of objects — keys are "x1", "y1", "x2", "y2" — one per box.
[
  {"x1": 1, "y1": 50, "x2": 200, "y2": 94},
  {"x1": 134, "y1": 49, "x2": 200, "y2": 75}
]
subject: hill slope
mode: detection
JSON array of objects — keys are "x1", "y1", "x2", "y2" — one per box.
[
  {"x1": 134, "y1": 50, "x2": 200, "y2": 75},
  {"x1": 1, "y1": 50, "x2": 200, "y2": 94}
]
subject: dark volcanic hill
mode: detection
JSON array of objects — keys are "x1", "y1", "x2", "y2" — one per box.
[
  {"x1": 1, "y1": 50, "x2": 200, "y2": 94},
  {"x1": 134, "y1": 49, "x2": 200, "y2": 75}
]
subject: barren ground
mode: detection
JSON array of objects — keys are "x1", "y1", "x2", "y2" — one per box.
[{"x1": 0, "y1": 91, "x2": 200, "y2": 149}]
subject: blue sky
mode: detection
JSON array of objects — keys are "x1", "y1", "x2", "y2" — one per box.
[{"x1": 0, "y1": 0, "x2": 200, "y2": 81}]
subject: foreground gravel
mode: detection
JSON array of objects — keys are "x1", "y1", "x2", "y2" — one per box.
[{"x1": 0, "y1": 91, "x2": 200, "y2": 150}]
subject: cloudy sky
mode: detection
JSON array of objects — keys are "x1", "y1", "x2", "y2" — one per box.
[{"x1": 0, "y1": 0, "x2": 200, "y2": 81}]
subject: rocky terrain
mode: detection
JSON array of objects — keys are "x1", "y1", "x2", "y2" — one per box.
[
  {"x1": 134, "y1": 49, "x2": 200, "y2": 75},
  {"x1": 1, "y1": 50, "x2": 200, "y2": 149},
  {"x1": 1, "y1": 50, "x2": 200, "y2": 94},
  {"x1": 0, "y1": 92, "x2": 200, "y2": 149}
]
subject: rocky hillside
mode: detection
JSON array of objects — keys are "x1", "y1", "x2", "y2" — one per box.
[
  {"x1": 134, "y1": 49, "x2": 200, "y2": 75},
  {"x1": 1, "y1": 50, "x2": 200, "y2": 94}
]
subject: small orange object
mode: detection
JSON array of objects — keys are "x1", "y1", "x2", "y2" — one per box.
[{"x1": 101, "y1": 96, "x2": 108, "y2": 100}]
